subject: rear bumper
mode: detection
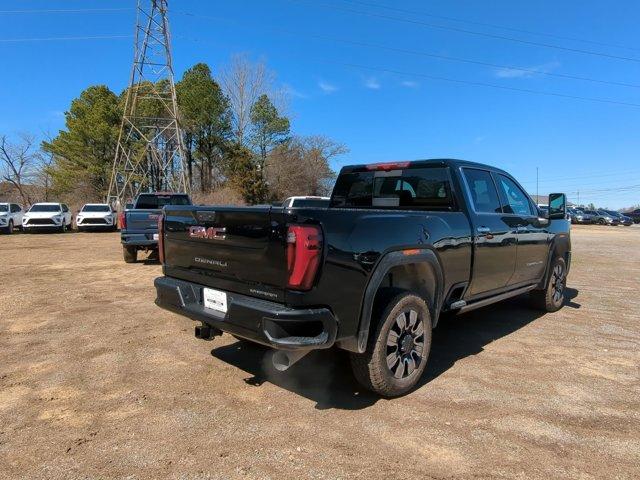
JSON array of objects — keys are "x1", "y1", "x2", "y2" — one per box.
[
  {"x1": 154, "y1": 276, "x2": 338, "y2": 351},
  {"x1": 121, "y1": 232, "x2": 157, "y2": 247}
]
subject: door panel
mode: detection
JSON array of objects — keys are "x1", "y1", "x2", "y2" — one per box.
[
  {"x1": 512, "y1": 217, "x2": 549, "y2": 284},
  {"x1": 469, "y1": 213, "x2": 518, "y2": 296},
  {"x1": 461, "y1": 168, "x2": 518, "y2": 297},
  {"x1": 493, "y1": 174, "x2": 550, "y2": 285}
]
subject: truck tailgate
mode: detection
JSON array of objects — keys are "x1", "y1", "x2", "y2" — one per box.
[
  {"x1": 162, "y1": 206, "x2": 289, "y2": 301},
  {"x1": 126, "y1": 209, "x2": 162, "y2": 231}
]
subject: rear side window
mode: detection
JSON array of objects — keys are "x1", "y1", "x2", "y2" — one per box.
[
  {"x1": 495, "y1": 175, "x2": 533, "y2": 216},
  {"x1": 330, "y1": 167, "x2": 454, "y2": 210},
  {"x1": 462, "y1": 168, "x2": 501, "y2": 213},
  {"x1": 135, "y1": 194, "x2": 191, "y2": 209}
]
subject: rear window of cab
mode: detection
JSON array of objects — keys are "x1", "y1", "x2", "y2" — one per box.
[{"x1": 330, "y1": 167, "x2": 455, "y2": 210}]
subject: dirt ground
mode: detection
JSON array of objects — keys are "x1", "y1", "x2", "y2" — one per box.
[{"x1": 0, "y1": 225, "x2": 638, "y2": 479}]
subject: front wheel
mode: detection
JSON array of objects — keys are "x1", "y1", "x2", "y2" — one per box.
[
  {"x1": 350, "y1": 292, "x2": 432, "y2": 397},
  {"x1": 7, "y1": 220, "x2": 14, "y2": 234},
  {"x1": 530, "y1": 257, "x2": 567, "y2": 312},
  {"x1": 59, "y1": 222, "x2": 67, "y2": 233}
]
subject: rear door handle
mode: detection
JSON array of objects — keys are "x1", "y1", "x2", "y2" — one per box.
[{"x1": 477, "y1": 226, "x2": 491, "y2": 233}]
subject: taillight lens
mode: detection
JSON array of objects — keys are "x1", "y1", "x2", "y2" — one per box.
[
  {"x1": 118, "y1": 211, "x2": 126, "y2": 230},
  {"x1": 365, "y1": 161, "x2": 410, "y2": 171},
  {"x1": 157, "y1": 215, "x2": 165, "y2": 264},
  {"x1": 286, "y1": 225, "x2": 323, "y2": 290}
]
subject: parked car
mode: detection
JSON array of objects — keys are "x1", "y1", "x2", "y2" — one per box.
[
  {"x1": 0, "y1": 202, "x2": 24, "y2": 234},
  {"x1": 625, "y1": 208, "x2": 640, "y2": 224},
  {"x1": 154, "y1": 159, "x2": 570, "y2": 397},
  {"x1": 567, "y1": 208, "x2": 593, "y2": 224},
  {"x1": 76, "y1": 204, "x2": 117, "y2": 231},
  {"x1": 22, "y1": 202, "x2": 73, "y2": 233},
  {"x1": 282, "y1": 196, "x2": 330, "y2": 208},
  {"x1": 605, "y1": 210, "x2": 633, "y2": 226},
  {"x1": 119, "y1": 192, "x2": 191, "y2": 263},
  {"x1": 583, "y1": 209, "x2": 619, "y2": 225}
]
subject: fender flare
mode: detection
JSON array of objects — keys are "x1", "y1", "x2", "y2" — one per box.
[
  {"x1": 348, "y1": 249, "x2": 444, "y2": 353},
  {"x1": 539, "y1": 233, "x2": 571, "y2": 289}
]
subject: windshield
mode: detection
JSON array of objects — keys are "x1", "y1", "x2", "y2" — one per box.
[
  {"x1": 82, "y1": 205, "x2": 111, "y2": 213},
  {"x1": 0, "y1": 205, "x2": 7, "y2": 212},
  {"x1": 29, "y1": 204, "x2": 61, "y2": 213},
  {"x1": 135, "y1": 194, "x2": 191, "y2": 209}
]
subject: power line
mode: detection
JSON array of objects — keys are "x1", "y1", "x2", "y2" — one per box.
[
  {"x1": 176, "y1": 33, "x2": 640, "y2": 108},
  {"x1": 520, "y1": 168, "x2": 640, "y2": 185},
  {"x1": 310, "y1": 60, "x2": 640, "y2": 108},
  {"x1": 340, "y1": 0, "x2": 640, "y2": 53},
  {"x1": 285, "y1": 0, "x2": 640, "y2": 63},
  {"x1": 177, "y1": 11, "x2": 640, "y2": 89},
  {"x1": 0, "y1": 8, "x2": 132, "y2": 14},
  {"x1": 0, "y1": 34, "x2": 132, "y2": 43}
]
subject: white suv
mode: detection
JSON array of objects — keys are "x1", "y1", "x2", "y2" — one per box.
[
  {"x1": 0, "y1": 203, "x2": 24, "y2": 234},
  {"x1": 22, "y1": 202, "x2": 73, "y2": 233},
  {"x1": 76, "y1": 203, "x2": 116, "y2": 231}
]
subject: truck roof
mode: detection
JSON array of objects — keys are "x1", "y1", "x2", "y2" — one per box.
[{"x1": 341, "y1": 158, "x2": 511, "y2": 176}]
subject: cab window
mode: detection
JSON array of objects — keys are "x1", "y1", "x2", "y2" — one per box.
[
  {"x1": 331, "y1": 167, "x2": 455, "y2": 210},
  {"x1": 495, "y1": 174, "x2": 534, "y2": 216},
  {"x1": 462, "y1": 168, "x2": 501, "y2": 214}
]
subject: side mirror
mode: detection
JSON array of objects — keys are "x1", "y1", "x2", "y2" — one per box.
[
  {"x1": 125, "y1": 203, "x2": 133, "y2": 209},
  {"x1": 548, "y1": 193, "x2": 566, "y2": 220}
]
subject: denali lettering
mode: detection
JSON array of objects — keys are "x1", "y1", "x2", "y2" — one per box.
[{"x1": 194, "y1": 256, "x2": 228, "y2": 268}]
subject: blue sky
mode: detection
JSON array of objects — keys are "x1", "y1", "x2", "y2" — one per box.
[{"x1": 1, "y1": 0, "x2": 639, "y2": 208}]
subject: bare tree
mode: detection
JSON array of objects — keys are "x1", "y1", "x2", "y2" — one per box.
[
  {"x1": 265, "y1": 135, "x2": 348, "y2": 199},
  {"x1": 0, "y1": 134, "x2": 40, "y2": 206},
  {"x1": 219, "y1": 54, "x2": 273, "y2": 145}
]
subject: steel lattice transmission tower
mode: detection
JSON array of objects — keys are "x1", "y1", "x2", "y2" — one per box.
[{"x1": 108, "y1": 0, "x2": 188, "y2": 207}]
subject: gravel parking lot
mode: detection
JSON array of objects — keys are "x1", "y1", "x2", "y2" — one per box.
[{"x1": 1, "y1": 225, "x2": 638, "y2": 479}]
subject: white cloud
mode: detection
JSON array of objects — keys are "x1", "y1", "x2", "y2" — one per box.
[
  {"x1": 495, "y1": 60, "x2": 561, "y2": 79},
  {"x1": 282, "y1": 83, "x2": 308, "y2": 99},
  {"x1": 364, "y1": 77, "x2": 381, "y2": 90},
  {"x1": 318, "y1": 80, "x2": 338, "y2": 93},
  {"x1": 400, "y1": 80, "x2": 419, "y2": 88}
]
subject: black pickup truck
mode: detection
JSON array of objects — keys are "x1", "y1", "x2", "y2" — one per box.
[{"x1": 154, "y1": 159, "x2": 570, "y2": 397}]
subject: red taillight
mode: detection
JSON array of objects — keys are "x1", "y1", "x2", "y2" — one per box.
[
  {"x1": 118, "y1": 211, "x2": 126, "y2": 230},
  {"x1": 366, "y1": 161, "x2": 410, "y2": 171},
  {"x1": 157, "y1": 215, "x2": 165, "y2": 264},
  {"x1": 286, "y1": 225, "x2": 323, "y2": 290}
]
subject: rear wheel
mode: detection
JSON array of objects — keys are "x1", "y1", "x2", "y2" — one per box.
[
  {"x1": 350, "y1": 292, "x2": 432, "y2": 397},
  {"x1": 530, "y1": 257, "x2": 566, "y2": 312},
  {"x1": 123, "y1": 245, "x2": 137, "y2": 263}
]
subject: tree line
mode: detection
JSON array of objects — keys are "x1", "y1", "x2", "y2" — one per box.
[{"x1": 0, "y1": 55, "x2": 347, "y2": 207}]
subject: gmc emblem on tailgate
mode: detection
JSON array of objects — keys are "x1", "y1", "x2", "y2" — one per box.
[{"x1": 188, "y1": 226, "x2": 227, "y2": 240}]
